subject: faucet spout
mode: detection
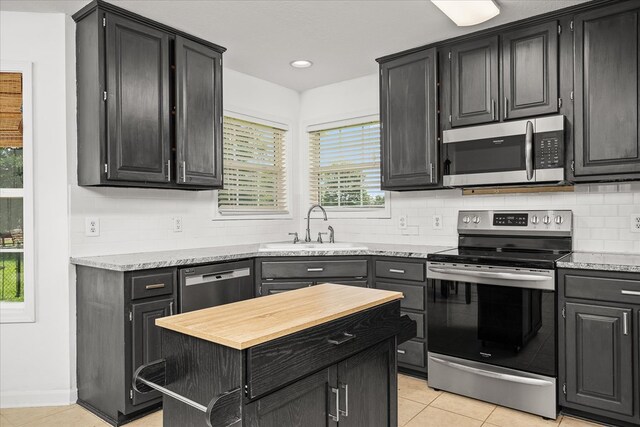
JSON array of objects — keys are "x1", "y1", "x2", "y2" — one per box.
[{"x1": 305, "y1": 204, "x2": 328, "y2": 242}]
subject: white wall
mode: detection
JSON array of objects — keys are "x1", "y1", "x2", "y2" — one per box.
[
  {"x1": 0, "y1": 11, "x2": 73, "y2": 407},
  {"x1": 299, "y1": 74, "x2": 640, "y2": 254}
]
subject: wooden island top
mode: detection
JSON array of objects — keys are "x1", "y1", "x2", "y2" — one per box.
[{"x1": 155, "y1": 283, "x2": 403, "y2": 350}]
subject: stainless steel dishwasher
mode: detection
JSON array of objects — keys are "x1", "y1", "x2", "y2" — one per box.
[{"x1": 178, "y1": 259, "x2": 254, "y2": 313}]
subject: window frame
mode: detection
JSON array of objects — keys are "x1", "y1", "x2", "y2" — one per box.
[
  {"x1": 213, "y1": 109, "x2": 293, "y2": 221},
  {"x1": 0, "y1": 61, "x2": 35, "y2": 323},
  {"x1": 304, "y1": 113, "x2": 391, "y2": 219}
]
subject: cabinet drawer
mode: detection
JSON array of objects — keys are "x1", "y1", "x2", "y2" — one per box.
[
  {"x1": 261, "y1": 260, "x2": 368, "y2": 279},
  {"x1": 260, "y1": 282, "x2": 313, "y2": 295},
  {"x1": 564, "y1": 274, "x2": 640, "y2": 305},
  {"x1": 403, "y1": 311, "x2": 424, "y2": 340},
  {"x1": 130, "y1": 269, "x2": 175, "y2": 300},
  {"x1": 376, "y1": 260, "x2": 425, "y2": 282},
  {"x1": 376, "y1": 281, "x2": 425, "y2": 311},
  {"x1": 398, "y1": 340, "x2": 425, "y2": 368},
  {"x1": 246, "y1": 301, "x2": 401, "y2": 399}
]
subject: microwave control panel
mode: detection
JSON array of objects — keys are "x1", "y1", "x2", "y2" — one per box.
[{"x1": 535, "y1": 131, "x2": 564, "y2": 169}]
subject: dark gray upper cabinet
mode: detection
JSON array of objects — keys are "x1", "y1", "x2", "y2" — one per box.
[
  {"x1": 74, "y1": 1, "x2": 226, "y2": 190},
  {"x1": 175, "y1": 36, "x2": 223, "y2": 187},
  {"x1": 574, "y1": 2, "x2": 640, "y2": 179},
  {"x1": 380, "y1": 48, "x2": 439, "y2": 190},
  {"x1": 105, "y1": 14, "x2": 171, "y2": 183},
  {"x1": 564, "y1": 302, "x2": 633, "y2": 417},
  {"x1": 450, "y1": 36, "x2": 499, "y2": 127},
  {"x1": 501, "y1": 21, "x2": 559, "y2": 120}
]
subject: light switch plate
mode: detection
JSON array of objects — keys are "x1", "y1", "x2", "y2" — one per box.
[
  {"x1": 173, "y1": 217, "x2": 183, "y2": 233},
  {"x1": 631, "y1": 214, "x2": 640, "y2": 233},
  {"x1": 85, "y1": 217, "x2": 100, "y2": 237},
  {"x1": 433, "y1": 215, "x2": 443, "y2": 230}
]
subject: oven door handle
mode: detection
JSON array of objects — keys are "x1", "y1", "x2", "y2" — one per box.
[
  {"x1": 428, "y1": 267, "x2": 547, "y2": 282},
  {"x1": 525, "y1": 120, "x2": 534, "y2": 181},
  {"x1": 430, "y1": 356, "x2": 554, "y2": 387}
]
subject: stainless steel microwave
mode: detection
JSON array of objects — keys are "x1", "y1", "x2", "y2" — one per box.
[{"x1": 442, "y1": 115, "x2": 565, "y2": 187}]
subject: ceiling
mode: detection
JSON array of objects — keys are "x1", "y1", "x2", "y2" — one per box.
[{"x1": 0, "y1": 0, "x2": 589, "y2": 92}]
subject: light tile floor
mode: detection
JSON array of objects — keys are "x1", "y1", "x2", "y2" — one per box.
[{"x1": 0, "y1": 375, "x2": 605, "y2": 427}]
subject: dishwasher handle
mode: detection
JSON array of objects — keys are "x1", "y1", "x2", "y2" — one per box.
[{"x1": 185, "y1": 267, "x2": 251, "y2": 287}]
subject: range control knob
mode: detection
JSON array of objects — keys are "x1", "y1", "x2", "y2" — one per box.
[
  {"x1": 462, "y1": 216, "x2": 471, "y2": 224},
  {"x1": 543, "y1": 215, "x2": 551, "y2": 225},
  {"x1": 555, "y1": 215, "x2": 564, "y2": 225},
  {"x1": 473, "y1": 216, "x2": 481, "y2": 224},
  {"x1": 531, "y1": 215, "x2": 539, "y2": 224}
]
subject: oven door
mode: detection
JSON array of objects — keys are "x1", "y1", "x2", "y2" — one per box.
[{"x1": 426, "y1": 262, "x2": 556, "y2": 377}]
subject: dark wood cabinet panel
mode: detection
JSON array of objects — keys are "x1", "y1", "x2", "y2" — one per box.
[
  {"x1": 175, "y1": 36, "x2": 223, "y2": 188},
  {"x1": 450, "y1": 36, "x2": 499, "y2": 127},
  {"x1": 105, "y1": 13, "x2": 171, "y2": 183},
  {"x1": 574, "y1": 3, "x2": 640, "y2": 178},
  {"x1": 565, "y1": 302, "x2": 633, "y2": 417},
  {"x1": 502, "y1": 21, "x2": 559, "y2": 120},
  {"x1": 380, "y1": 48, "x2": 438, "y2": 189}
]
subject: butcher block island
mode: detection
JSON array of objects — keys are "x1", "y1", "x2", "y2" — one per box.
[{"x1": 133, "y1": 284, "x2": 416, "y2": 427}]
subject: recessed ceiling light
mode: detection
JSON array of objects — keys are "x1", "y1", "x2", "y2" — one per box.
[
  {"x1": 290, "y1": 60, "x2": 313, "y2": 69},
  {"x1": 431, "y1": 0, "x2": 500, "y2": 27}
]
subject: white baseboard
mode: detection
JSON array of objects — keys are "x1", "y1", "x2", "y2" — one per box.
[{"x1": 0, "y1": 388, "x2": 77, "y2": 408}]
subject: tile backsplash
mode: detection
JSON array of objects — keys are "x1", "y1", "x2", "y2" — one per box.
[{"x1": 325, "y1": 183, "x2": 640, "y2": 254}]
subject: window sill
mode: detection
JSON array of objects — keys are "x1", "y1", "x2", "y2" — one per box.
[
  {"x1": 0, "y1": 302, "x2": 35, "y2": 323},
  {"x1": 212, "y1": 211, "x2": 293, "y2": 221}
]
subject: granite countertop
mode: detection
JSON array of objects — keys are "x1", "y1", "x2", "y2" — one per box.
[
  {"x1": 70, "y1": 242, "x2": 453, "y2": 271},
  {"x1": 557, "y1": 252, "x2": 640, "y2": 273}
]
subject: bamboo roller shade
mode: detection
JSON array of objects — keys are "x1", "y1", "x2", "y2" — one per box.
[{"x1": 0, "y1": 72, "x2": 23, "y2": 148}]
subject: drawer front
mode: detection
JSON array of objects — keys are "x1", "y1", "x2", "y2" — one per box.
[
  {"x1": 403, "y1": 311, "x2": 424, "y2": 340},
  {"x1": 261, "y1": 260, "x2": 368, "y2": 279},
  {"x1": 321, "y1": 279, "x2": 368, "y2": 288},
  {"x1": 375, "y1": 260, "x2": 425, "y2": 282},
  {"x1": 376, "y1": 281, "x2": 425, "y2": 311},
  {"x1": 131, "y1": 269, "x2": 175, "y2": 300},
  {"x1": 564, "y1": 274, "x2": 640, "y2": 305},
  {"x1": 260, "y1": 282, "x2": 313, "y2": 295},
  {"x1": 398, "y1": 340, "x2": 425, "y2": 368},
  {"x1": 247, "y1": 301, "x2": 401, "y2": 399}
]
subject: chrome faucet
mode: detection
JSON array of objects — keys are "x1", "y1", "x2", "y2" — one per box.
[{"x1": 305, "y1": 204, "x2": 327, "y2": 242}]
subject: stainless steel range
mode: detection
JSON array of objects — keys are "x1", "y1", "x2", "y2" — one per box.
[{"x1": 426, "y1": 210, "x2": 572, "y2": 419}]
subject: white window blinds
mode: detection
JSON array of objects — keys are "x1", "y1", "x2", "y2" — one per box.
[
  {"x1": 218, "y1": 116, "x2": 287, "y2": 213},
  {"x1": 309, "y1": 121, "x2": 384, "y2": 209}
]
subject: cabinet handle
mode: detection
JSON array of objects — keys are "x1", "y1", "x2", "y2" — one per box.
[
  {"x1": 182, "y1": 161, "x2": 186, "y2": 182},
  {"x1": 166, "y1": 160, "x2": 171, "y2": 182},
  {"x1": 145, "y1": 283, "x2": 166, "y2": 290},
  {"x1": 327, "y1": 332, "x2": 356, "y2": 346},
  {"x1": 307, "y1": 267, "x2": 324, "y2": 272},
  {"x1": 329, "y1": 386, "x2": 340, "y2": 422},
  {"x1": 623, "y1": 312, "x2": 629, "y2": 336},
  {"x1": 389, "y1": 269, "x2": 405, "y2": 274},
  {"x1": 504, "y1": 97, "x2": 508, "y2": 119},
  {"x1": 339, "y1": 383, "x2": 349, "y2": 417},
  {"x1": 491, "y1": 99, "x2": 496, "y2": 121},
  {"x1": 621, "y1": 290, "x2": 640, "y2": 296},
  {"x1": 169, "y1": 301, "x2": 174, "y2": 316},
  {"x1": 397, "y1": 349, "x2": 406, "y2": 355}
]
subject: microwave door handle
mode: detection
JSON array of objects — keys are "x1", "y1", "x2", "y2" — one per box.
[
  {"x1": 525, "y1": 120, "x2": 534, "y2": 181},
  {"x1": 428, "y1": 267, "x2": 546, "y2": 282}
]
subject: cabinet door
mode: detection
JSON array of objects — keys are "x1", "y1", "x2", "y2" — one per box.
[
  {"x1": 336, "y1": 340, "x2": 395, "y2": 427},
  {"x1": 574, "y1": 3, "x2": 640, "y2": 177},
  {"x1": 450, "y1": 36, "x2": 499, "y2": 127},
  {"x1": 244, "y1": 367, "x2": 338, "y2": 427},
  {"x1": 502, "y1": 21, "x2": 558, "y2": 120},
  {"x1": 131, "y1": 298, "x2": 174, "y2": 405},
  {"x1": 175, "y1": 36, "x2": 223, "y2": 187},
  {"x1": 380, "y1": 48, "x2": 438, "y2": 189},
  {"x1": 105, "y1": 14, "x2": 171, "y2": 183},
  {"x1": 565, "y1": 303, "x2": 633, "y2": 416}
]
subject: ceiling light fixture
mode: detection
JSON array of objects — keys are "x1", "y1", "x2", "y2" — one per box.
[
  {"x1": 290, "y1": 60, "x2": 313, "y2": 69},
  {"x1": 431, "y1": 0, "x2": 500, "y2": 27}
]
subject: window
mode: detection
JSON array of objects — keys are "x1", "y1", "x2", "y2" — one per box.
[
  {"x1": 1, "y1": 62, "x2": 34, "y2": 323},
  {"x1": 309, "y1": 121, "x2": 385, "y2": 210},
  {"x1": 218, "y1": 116, "x2": 287, "y2": 214}
]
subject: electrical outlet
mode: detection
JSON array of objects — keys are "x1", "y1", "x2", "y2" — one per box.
[
  {"x1": 399, "y1": 215, "x2": 408, "y2": 230},
  {"x1": 173, "y1": 217, "x2": 183, "y2": 233},
  {"x1": 631, "y1": 214, "x2": 640, "y2": 233},
  {"x1": 85, "y1": 217, "x2": 100, "y2": 237},
  {"x1": 433, "y1": 215, "x2": 443, "y2": 230}
]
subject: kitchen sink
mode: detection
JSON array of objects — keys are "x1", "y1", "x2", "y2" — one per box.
[{"x1": 258, "y1": 242, "x2": 368, "y2": 252}]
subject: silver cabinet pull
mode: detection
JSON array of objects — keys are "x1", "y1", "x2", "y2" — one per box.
[
  {"x1": 307, "y1": 267, "x2": 324, "y2": 272},
  {"x1": 491, "y1": 99, "x2": 496, "y2": 121},
  {"x1": 621, "y1": 290, "x2": 640, "y2": 296},
  {"x1": 327, "y1": 332, "x2": 355, "y2": 346},
  {"x1": 145, "y1": 283, "x2": 166, "y2": 290},
  {"x1": 339, "y1": 383, "x2": 349, "y2": 417},
  {"x1": 329, "y1": 386, "x2": 340, "y2": 422},
  {"x1": 389, "y1": 269, "x2": 405, "y2": 274},
  {"x1": 166, "y1": 160, "x2": 171, "y2": 182},
  {"x1": 504, "y1": 96, "x2": 509, "y2": 119},
  {"x1": 623, "y1": 312, "x2": 629, "y2": 336},
  {"x1": 169, "y1": 301, "x2": 174, "y2": 316},
  {"x1": 397, "y1": 349, "x2": 406, "y2": 355},
  {"x1": 182, "y1": 161, "x2": 186, "y2": 182},
  {"x1": 525, "y1": 120, "x2": 534, "y2": 181}
]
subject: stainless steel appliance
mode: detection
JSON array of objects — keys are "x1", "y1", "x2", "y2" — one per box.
[
  {"x1": 443, "y1": 115, "x2": 565, "y2": 187},
  {"x1": 427, "y1": 210, "x2": 572, "y2": 419},
  {"x1": 179, "y1": 260, "x2": 253, "y2": 313}
]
